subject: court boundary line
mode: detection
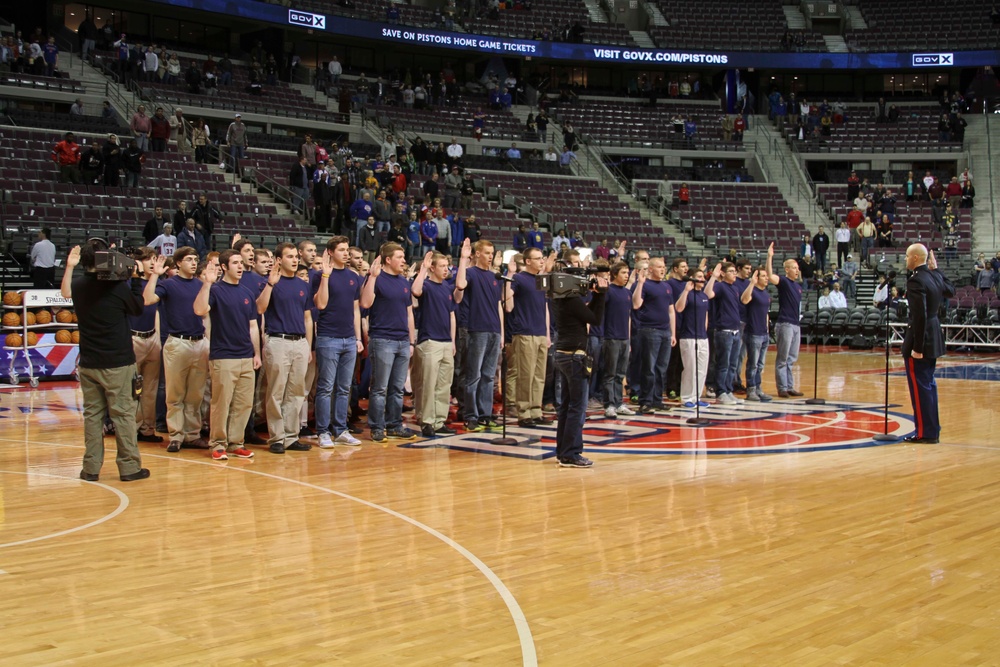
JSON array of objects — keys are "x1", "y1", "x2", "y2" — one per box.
[{"x1": 0, "y1": 438, "x2": 538, "y2": 667}]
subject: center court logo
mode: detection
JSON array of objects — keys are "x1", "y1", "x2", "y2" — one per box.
[
  {"x1": 402, "y1": 401, "x2": 916, "y2": 459},
  {"x1": 912, "y1": 53, "x2": 953, "y2": 67}
]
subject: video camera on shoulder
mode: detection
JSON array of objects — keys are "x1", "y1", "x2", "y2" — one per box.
[
  {"x1": 534, "y1": 266, "x2": 605, "y2": 299},
  {"x1": 91, "y1": 238, "x2": 138, "y2": 281}
]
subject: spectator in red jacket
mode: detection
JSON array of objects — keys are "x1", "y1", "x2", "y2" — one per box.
[
  {"x1": 51, "y1": 131, "x2": 82, "y2": 183},
  {"x1": 944, "y1": 176, "x2": 963, "y2": 208},
  {"x1": 149, "y1": 107, "x2": 171, "y2": 152},
  {"x1": 678, "y1": 182, "x2": 690, "y2": 206}
]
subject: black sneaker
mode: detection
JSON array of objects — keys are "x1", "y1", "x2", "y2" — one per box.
[
  {"x1": 120, "y1": 468, "x2": 151, "y2": 481},
  {"x1": 558, "y1": 455, "x2": 594, "y2": 468},
  {"x1": 166, "y1": 440, "x2": 182, "y2": 453},
  {"x1": 387, "y1": 427, "x2": 417, "y2": 440},
  {"x1": 517, "y1": 419, "x2": 535, "y2": 428},
  {"x1": 421, "y1": 424, "x2": 436, "y2": 438},
  {"x1": 269, "y1": 443, "x2": 286, "y2": 454},
  {"x1": 348, "y1": 425, "x2": 364, "y2": 435},
  {"x1": 136, "y1": 432, "x2": 163, "y2": 443},
  {"x1": 370, "y1": 429, "x2": 387, "y2": 443},
  {"x1": 435, "y1": 425, "x2": 457, "y2": 435},
  {"x1": 79, "y1": 471, "x2": 99, "y2": 482},
  {"x1": 298, "y1": 425, "x2": 316, "y2": 437},
  {"x1": 285, "y1": 441, "x2": 312, "y2": 451},
  {"x1": 532, "y1": 416, "x2": 554, "y2": 425}
]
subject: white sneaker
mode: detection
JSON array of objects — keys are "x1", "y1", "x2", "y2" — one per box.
[
  {"x1": 318, "y1": 432, "x2": 335, "y2": 448},
  {"x1": 732, "y1": 393, "x2": 745, "y2": 404},
  {"x1": 616, "y1": 404, "x2": 635, "y2": 415},
  {"x1": 604, "y1": 407, "x2": 617, "y2": 419},
  {"x1": 335, "y1": 431, "x2": 362, "y2": 447},
  {"x1": 718, "y1": 393, "x2": 738, "y2": 406}
]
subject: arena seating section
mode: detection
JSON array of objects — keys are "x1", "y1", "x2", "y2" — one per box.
[
  {"x1": 665, "y1": 183, "x2": 808, "y2": 254},
  {"x1": 0, "y1": 71, "x2": 86, "y2": 94},
  {"x1": 816, "y1": 183, "x2": 973, "y2": 254},
  {"x1": 372, "y1": 100, "x2": 527, "y2": 142},
  {"x1": 4, "y1": 110, "x2": 124, "y2": 136},
  {"x1": 0, "y1": 127, "x2": 309, "y2": 251},
  {"x1": 464, "y1": 0, "x2": 635, "y2": 46},
  {"x1": 552, "y1": 100, "x2": 743, "y2": 150},
  {"x1": 648, "y1": 0, "x2": 824, "y2": 51},
  {"x1": 778, "y1": 105, "x2": 964, "y2": 153},
  {"x1": 846, "y1": 0, "x2": 1000, "y2": 51}
]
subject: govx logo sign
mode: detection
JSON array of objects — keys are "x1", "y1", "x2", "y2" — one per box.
[
  {"x1": 288, "y1": 9, "x2": 326, "y2": 29},
  {"x1": 912, "y1": 53, "x2": 953, "y2": 67}
]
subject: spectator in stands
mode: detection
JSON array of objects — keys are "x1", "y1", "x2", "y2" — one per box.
[
  {"x1": 464, "y1": 214, "x2": 481, "y2": 244},
  {"x1": 169, "y1": 108, "x2": 192, "y2": 155},
  {"x1": 943, "y1": 226, "x2": 959, "y2": 261},
  {"x1": 512, "y1": 225, "x2": 529, "y2": 253},
  {"x1": 419, "y1": 210, "x2": 438, "y2": 256},
  {"x1": 551, "y1": 228, "x2": 569, "y2": 254},
  {"x1": 812, "y1": 226, "x2": 830, "y2": 274},
  {"x1": 225, "y1": 114, "x2": 248, "y2": 175},
  {"x1": 562, "y1": 123, "x2": 578, "y2": 151},
  {"x1": 357, "y1": 217, "x2": 379, "y2": 264},
  {"x1": 444, "y1": 165, "x2": 462, "y2": 210},
  {"x1": 951, "y1": 113, "x2": 967, "y2": 143},
  {"x1": 143, "y1": 206, "x2": 169, "y2": 245},
  {"x1": 78, "y1": 12, "x2": 97, "y2": 61},
  {"x1": 122, "y1": 138, "x2": 144, "y2": 188},
  {"x1": 845, "y1": 170, "x2": 860, "y2": 202},
  {"x1": 140, "y1": 44, "x2": 157, "y2": 82},
  {"x1": 944, "y1": 176, "x2": 963, "y2": 209},
  {"x1": 976, "y1": 261, "x2": 995, "y2": 294},
  {"x1": 129, "y1": 105, "x2": 151, "y2": 153},
  {"x1": 264, "y1": 55, "x2": 278, "y2": 86},
  {"x1": 841, "y1": 254, "x2": 858, "y2": 301},
  {"x1": 506, "y1": 142, "x2": 522, "y2": 160},
  {"x1": 446, "y1": 138, "x2": 463, "y2": 170},
  {"x1": 177, "y1": 218, "x2": 208, "y2": 258},
  {"x1": 41, "y1": 36, "x2": 58, "y2": 77},
  {"x1": 67, "y1": 98, "x2": 84, "y2": 116},
  {"x1": 799, "y1": 234, "x2": 813, "y2": 261},
  {"x1": 877, "y1": 214, "x2": 893, "y2": 248},
  {"x1": 29, "y1": 227, "x2": 56, "y2": 289},
  {"x1": 190, "y1": 118, "x2": 209, "y2": 164},
  {"x1": 677, "y1": 182, "x2": 690, "y2": 206},
  {"x1": 51, "y1": 131, "x2": 82, "y2": 184},
  {"x1": 147, "y1": 107, "x2": 168, "y2": 153},
  {"x1": 192, "y1": 194, "x2": 223, "y2": 242},
  {"x1": 327, "y1": 55, "x2": 342, "y2": 85},
  {"x1": 460, "y1": 170, "x2": 475, "y2": 210},
  {"x1": 433, "y1": 209, "x2": 451, "y2": 255},
  {"x1": 213, "y1": 54, "x2": 231, "y2": 86},
  {"x1": 559, "y1": 145, "x2": 576, "y2": 169},
  {"x1": 100, "y1": 134, "x2": 121, "y2": 186},
  {"x1": 928, "y1": 177, "x2": 944, "y2": 203},
  {"x1": 857, "y1": 218, "x2": 875, "y2": 268},
  {"x1": 720, "y1": 114, "x2": 733, "y2": 142},
  {"x1": 941, "y1": 202, "x2": 958, "y2": 233},
  {"x1": 149, "y1": 223, "x2": 177, "y2": 257},
  {"x1": 961, "y1": 178, "x2": 975, "y2": 209},
  {"x1": 683, "y1": 117, "x2": 697, "y2": 146},
  {"x1": 289, "y1": 156, "x2": 310, "y2": 215},
  {"x1": 78, "y1": 140, "x2": 103, "y2": 185}
]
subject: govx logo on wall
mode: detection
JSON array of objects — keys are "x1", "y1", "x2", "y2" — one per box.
[
  {"x1": 912, "y1": 53, "x2": 953, "y2": 66},
  {"x1": 288, "y1": 9, "x2": 326, "y2": 29}
]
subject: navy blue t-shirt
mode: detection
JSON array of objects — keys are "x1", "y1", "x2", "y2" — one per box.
[
  {"x1": 312, "y1": 268, "x2": 361, "y2": 338},
  {"x1": 128, "y1": 279, "x2": 158, "y2": 332},
  {"x1": 369, "y1": 271, "x2": 411, "y2": 341},
  {"x1": 208, "y1": 280, "x2": 256, "y2": 360},
  {"x1": 264, "y1": 275, "x2": 309, "y2": 335},
  {"x1": 734, "y1": 276, "x2": 750, "y2": 322},
  {"x1": 604, "y1": 283, "x2": 631, "y2": 340},
  {"x1": 746, "y1": 286, "x2": 771, "y2": 337},
  {"x1": 240, "y1": 270, "x2": 267, "y2": 297},
  {"x1": 154, "y1": 275, "x2": 205, "y2": 336},
  {"x1": 776, "y1": 276, "x2": 803, "y2": 325},
  {"x1": 713, "y1": 281, "x2": 742, "y2": 331},
  {"x1": 637, "y1": 279, "x2": 673, "y2": 330},
  {"x1": 677, "y1": 290, "x2": 710, "y2": 339},
  {"x1": 417, "y1": 279, "x2": 455, "y2": 343},
  {"x1": 465, "y1": 266, "x2": 501, "y2": 333},
  {"x1": 510, "y1": 271, "x2": 547, "y2": 336}
]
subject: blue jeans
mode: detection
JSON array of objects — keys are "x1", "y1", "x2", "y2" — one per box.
[
  {"x1": 315, "y1": 336, "x2": 357, "y2": 436},
  {"x1": 219, "y1": 71, "x2": 232, "y2": 86},
  {"x1": 638, "y1": 327, "x2": 671, "y2": 406},
  {"x1": 135, "y1": 132, "x2": 149, "y2": 152},
  {"x1": 744, "y1": 333, "x2": 769, "y2": 390},
  {"x1": 464, "y1": 330, "x2": 501, "y2": 422},
  {"x1": 368, "y1": 338, "x2": 410, "y2": 431},
  {"x1": 587, "y1": 334, "x2": 603, "y2": 401},
  {"x1": 713, "y1": 329, "x2": 741, "y2": 395},
  {"x1": 861, "y1": 236, "x2": 874, "y2": 264},
  {"x1": 774, "y1": 322, "x2": 800, "y2": 393},
  {"x1": 555, "y1": 353, "x2": 588, "y2": 461}
]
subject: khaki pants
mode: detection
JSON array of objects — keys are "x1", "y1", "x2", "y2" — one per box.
[
  {"x1": 209, "y1": 358, "x2": 255, "y2": 448},
  {"x1": 264, "y1": 336, "x2": 309, "y2": 446},
  {"x1": 132, "y1": 334, "x2": 161, "y2": 435},
  {"x1": 512, "y1": 334, "x2": 547, "y2": 420},
  {"x1": 299, "y1": 357, "x2": 317, "y2": 426},
  {"x1": 163, "y1": 336, "x2": 209, "y2": 442},
  {"x1": 79, "y1": 365, "x2": 143, "y2": 477},
  {"x1": 413, "y1": 339, "x2": 454, "y2": 429}
]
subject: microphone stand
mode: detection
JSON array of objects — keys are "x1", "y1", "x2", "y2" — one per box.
[
  {"x1": 872, "y1": 306, "x2": 900, "y2": 442},
  {"x1": 491, "y1": 271, "x2": 537, "y2": 448},
  {"x1": 685, "y1": 332, "x2": 713, "y2": 426},
  {"x1": 805, "y1": 282, "x2": 825, "y2": 405}
]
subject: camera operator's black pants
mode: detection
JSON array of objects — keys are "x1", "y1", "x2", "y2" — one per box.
[{"x1": 554, "y1": 352, "x2": 588, "y2": 461}]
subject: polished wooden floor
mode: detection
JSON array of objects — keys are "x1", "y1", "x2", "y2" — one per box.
[{"x1": 2, "y1": 349, "x2": 999, "y2": 665}]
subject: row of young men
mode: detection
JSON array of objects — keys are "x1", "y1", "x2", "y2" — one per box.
[{"x1": 501, "y1": 243, "x2": 805, "y2": 423}]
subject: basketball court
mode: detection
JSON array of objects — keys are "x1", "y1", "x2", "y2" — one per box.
[{"x1": 2, "y1": 348, "x2": 999, "y2": 664}]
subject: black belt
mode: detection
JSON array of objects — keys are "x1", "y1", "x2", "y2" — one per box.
[
  {"x1": 269, "y1": 333, "x2": 305, "y2": 341},
  {"x1": 555, "y1": 349, "x2": 587, "y2": 355},
  {"x1": 170, "y1": 334, "x2": 204, "y2": 341},
  {"x1": 131, "y1": 330, "x2": 156, "y2": 339}
]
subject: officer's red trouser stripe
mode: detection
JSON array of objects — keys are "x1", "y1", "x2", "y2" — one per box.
[{"x1": 906, "y1": 356, "x2": 923, "y2": 437}]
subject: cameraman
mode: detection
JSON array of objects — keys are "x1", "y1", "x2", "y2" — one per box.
[
  {"x1": 551, "y1": 271, "x2": 608, "y2": 468},
  {"x1": 61, "y1": 243, "x2": 151, "y2": 482}
]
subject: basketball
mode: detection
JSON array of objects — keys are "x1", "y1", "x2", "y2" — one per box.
[
  {"x1": 26, "y1": 332, "x2": 38, "y2": 346},
  {"x1": 2, "y1": 291, "x2": 21, "y2": 307},
  {"x1": 3, "y1": 312, "x2": 21, "y2": 327},
  {"x1": 25, "y1": 312, "x2": 36, "y2": 326},
  {"x1": 56, "y1": 310, "x2": 74, "y2": 323},
  {"x1": 4, "y1": 333, "x2": 22, "y2": 347},
  {"x1": 55, "y1": 330, "x2": 72, "y2": 344},
  {"x1": 35, "y1": 310, "x2": 52, "y2": 325},
  {"x1": 71, "y1": 312, "x2": 78, "y2": 323},
  {"x1": 71, "y1": 331, "x2": 80, "y2": 344}
]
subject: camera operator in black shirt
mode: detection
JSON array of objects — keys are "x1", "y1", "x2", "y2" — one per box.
[
  {"x1": 550, "y1": 272, "x2": 608, "y2": 468},
  {"x1": 61, "y1": 243, "x2": 151, "y2": 482}
]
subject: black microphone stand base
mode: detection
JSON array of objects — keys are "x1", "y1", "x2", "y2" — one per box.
[
  {"x1": 804, "y1": 397, "x2": 826, "y2": 405},
  {"x1": 872, "y1": 433, "x2": 901, "y2": 442},
  {"x1": 685, "y1": 416, "x2": 715, "y2": 426}
]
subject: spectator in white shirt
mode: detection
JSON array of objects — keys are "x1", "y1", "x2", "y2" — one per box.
[
  {"x1": 827, "y1": 283, "x2": 847, "y2": 309},
  {"x1": 30, "y1": 227, "x2": 57, "y2": 288},
  {"x1": 149, "y1": 222, "x2": 177, "y2": 257},
  {"x1": 327, "y1": 56, "x2": 342, "y2": 84},
  {"x1": 446, "y1": 137, "x2": 463, "y2": 167}
]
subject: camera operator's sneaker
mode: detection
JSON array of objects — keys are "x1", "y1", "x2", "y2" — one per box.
[
  {"x1": 335, "y1": 431, "x2": 362, "y2": 446},
  {"x1": 318, "y1": 432, "x2": 335, "y2": 448},
  {"x1": 616, "y1": 404, "x2": 635, "y2": 416},
  {"x1": 558, "y1": 455, "x2": 594, "y2": 468}
]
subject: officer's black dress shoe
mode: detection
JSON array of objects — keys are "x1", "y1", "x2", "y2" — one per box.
[{"x1": 904, "y1": 435, "x2": 939, "y2": 444}]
